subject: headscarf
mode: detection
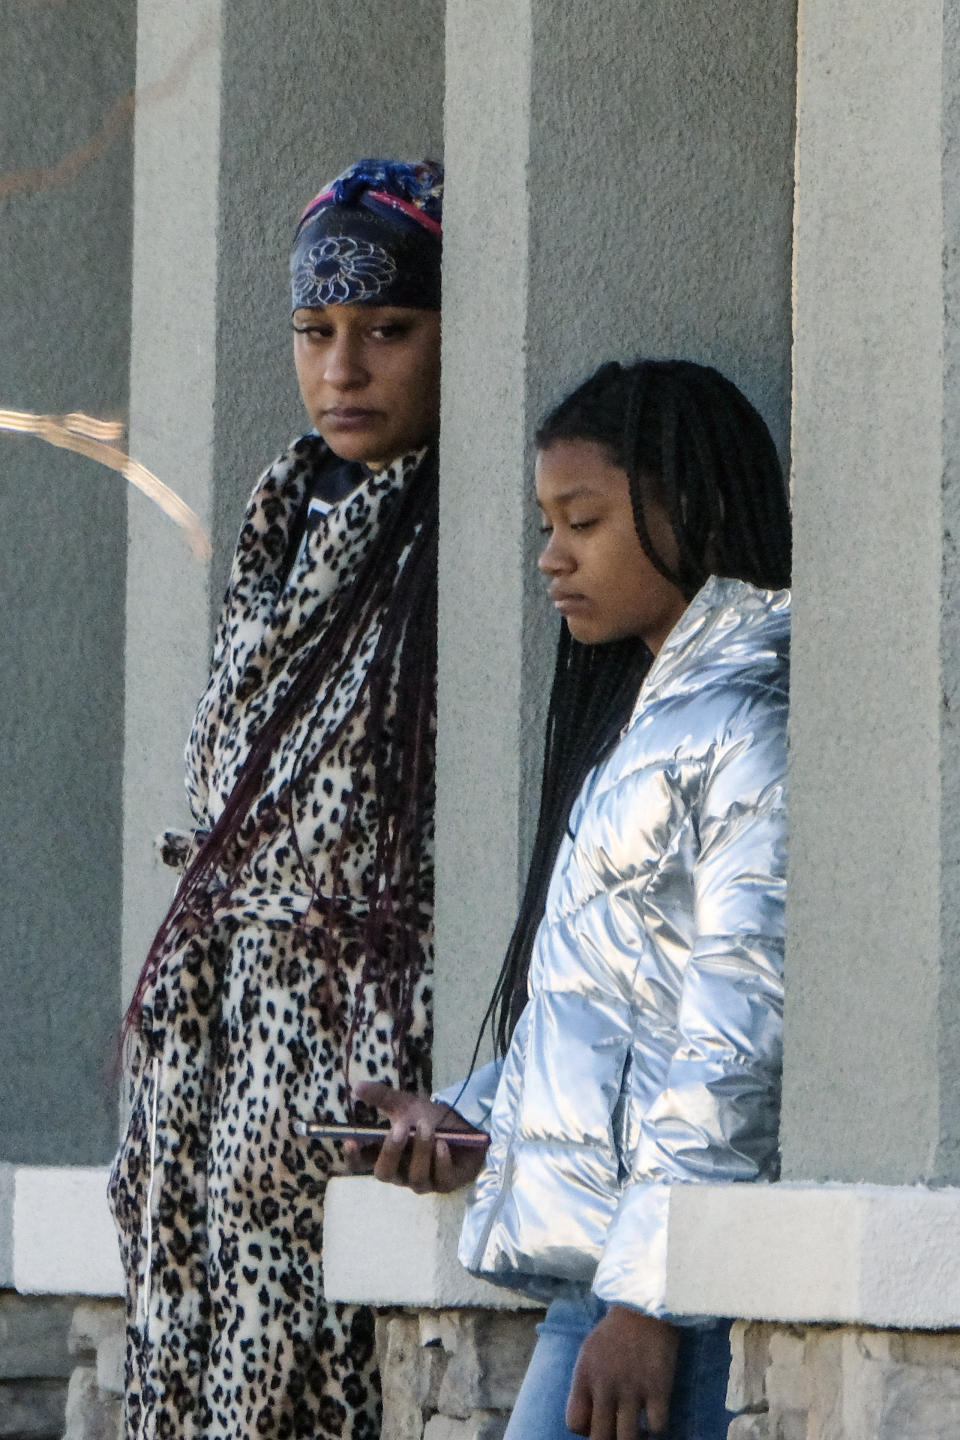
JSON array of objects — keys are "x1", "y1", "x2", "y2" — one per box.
[{"x1": 290, "y1": 158, "x2": 443, "y2": 312}]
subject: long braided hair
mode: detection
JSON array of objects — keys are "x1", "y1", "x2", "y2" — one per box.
[
  {"x1": 487, "y1": 358, "x2": 792, "y2": 1053},
  {"x1": 123, "y1": 440, "x2": 438, "y2": 1078}
]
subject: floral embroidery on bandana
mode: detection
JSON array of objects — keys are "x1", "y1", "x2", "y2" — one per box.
[{"x1": 291, "y1": 235, "x2": 398, "y2": 308}]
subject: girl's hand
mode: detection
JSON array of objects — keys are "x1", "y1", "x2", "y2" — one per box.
[
  {"x1": 566, "y1": 1307, "x2": 679, "y2": 1439},
  {"x1": 349, "y1": 1079, "x2": 488, "y2": 1194}
]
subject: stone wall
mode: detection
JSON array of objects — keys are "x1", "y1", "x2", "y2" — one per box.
[
  {"x1": 0, "y1": 1294, "x2": 72, "y2": 1440},
  {"x1": 376, "y1": 1308, "x2": 960, "y2": 1440},
  {"x1": 376, "y1": 1308, "x2": 541, "y2": 1440},
  {"x1": 21, "y1": 1299, "x2": 960, "y2": 1439},
  {"x1": 0, "y1": 1294, "x2": 121, "y2": 1440},
  {"x1": 64, "y1": 1303, "x2": 123, "y2": 1440},
  {"x1": 728, "y1": 1321, "x2": 960, "y2": 1440}
]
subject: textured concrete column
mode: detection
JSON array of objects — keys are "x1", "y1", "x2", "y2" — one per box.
[
  {"x1": 436, "y1": 0, "x2": 796, "y2": 1085},
  {"x1": 437, "y1": 0, "x2": 536, "y2": 1086},
  {"x1": 122, "y1": 0, "x2": 223, "y2": 1004},
  {"x1": 782, "y1": 0, "x2": 959, "y2": 1182},
  {"x1": 121, "y1": 1, "x2": 444, "y2": 1007}
]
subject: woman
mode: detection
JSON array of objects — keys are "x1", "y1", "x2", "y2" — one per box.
[
  {"x1": 109, "y1": 158, "x2": 444, "y2": 1440},
  {"x1": 360, "y1": 358, "x2": 791, "y2": 1439}
]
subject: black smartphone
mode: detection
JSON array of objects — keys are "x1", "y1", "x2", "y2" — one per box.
[{"x1": 291, "y1": 1119, "x2": 489, "y2": 1148}]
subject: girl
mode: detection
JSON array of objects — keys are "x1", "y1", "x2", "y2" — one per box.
[
  {"x1": 359, "y1": 358, "x2": 791, "y2": 1440},
  {"x1": 109, "y1": 159, "x2": 444, "y2": 1440}
]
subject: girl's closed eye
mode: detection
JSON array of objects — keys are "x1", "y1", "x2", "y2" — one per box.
[{"x1": 537, "y1": 516, "x2": 598, "y2": 535}]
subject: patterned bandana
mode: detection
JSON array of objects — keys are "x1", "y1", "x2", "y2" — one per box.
[{"x1": 290, "y1": 159, "x2": 443, "y2": 312}]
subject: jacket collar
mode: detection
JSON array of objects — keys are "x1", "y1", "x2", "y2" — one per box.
[{"x1": 628, "y1": 575, "x2": 791, "y2": 722}]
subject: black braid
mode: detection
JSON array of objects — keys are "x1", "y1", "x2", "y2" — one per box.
[
  {"x1": 488, "y1": 358, "x2": 791, "y2": 1053},
  {"x1": 125, "y1": 443, "x2": 438, "y2": 1089},
  {"x1": 485, "y1": 627, "x2": 650, "y2": 1054}
]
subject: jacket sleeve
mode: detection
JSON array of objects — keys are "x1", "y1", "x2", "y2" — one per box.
[
  {"x1": 592, "y1": 688, "x2": 787, "y2": 1318},
  {"x1": 433, "y1": 1059, "x2": 503, "y2": 1132}
]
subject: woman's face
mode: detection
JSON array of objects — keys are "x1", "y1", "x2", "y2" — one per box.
[
  {"x1": 293, "y1": 304, "x2": 441, "y2": 468},
  {"x1": 536, "y1": 438, "x2": 688, "y2": 654}
]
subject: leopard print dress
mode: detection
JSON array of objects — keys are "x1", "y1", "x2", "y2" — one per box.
[{"x1": 109, "y1": 435, "x2": 434, "y2": 1440}]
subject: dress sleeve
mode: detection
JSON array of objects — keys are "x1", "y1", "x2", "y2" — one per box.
[{"x1": 592, "y1": 687, "x2": 788, "y2": 1318}]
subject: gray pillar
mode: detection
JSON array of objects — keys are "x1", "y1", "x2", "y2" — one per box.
[
  {"x1": 435, "y1": 0, "x2": 796, "y2": 1085},
  {"x1": 122, "y1": 2, "x2": 445, "y2": 1004},
  {"x1": 122, "y1": 0, "x2": 223, "y2": 1004},
  {"x1": 436, "y1": 1, "x2": 537, "y2": 1086},
  {"x1": 0, "y1": 0, "x2": 134, "y2": 1163},
  {"x1": 782, "y1": 0, "x2": 958, "y2": 1183}
]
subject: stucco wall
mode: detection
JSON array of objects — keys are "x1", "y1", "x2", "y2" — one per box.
[
  {"x1": 214, "y1": 0, "x2": 446, "y2": 594},
  {"x1": 0, "y1": 0, "x2": 134, "y2": 1163},
  {"x1": 525, "y1": 0, "x2": 795, "y2": 458},
  {"x1": 435, "y1": 0, "x2": 796, "y2": 1085},
  {"x1": 940, "y1": 0, "x2": 960, "y2": 1181},
  {"x1": 121, "y1": 0, "x2": 445, "y2": 1004}
]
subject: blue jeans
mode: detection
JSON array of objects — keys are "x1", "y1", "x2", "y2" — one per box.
[{"x1": 504, "y1": 1293, "x2": 736, "y2": 1440}]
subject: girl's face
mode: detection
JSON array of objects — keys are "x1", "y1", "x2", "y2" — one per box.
[
  {"x1": 536, "y1": 439, "x2": 689, "y2": 654},
  {"x1": 293, "y1": 304, "x2": 441, "y2": 468}
]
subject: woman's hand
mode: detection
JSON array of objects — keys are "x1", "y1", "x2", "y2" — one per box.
[
  {"x1": 349, "y1": 1079, "x2": 488, "y2": 1193},
  {"x1": 566, "y1": 1307, "x2": 679, "y2": 1439}
]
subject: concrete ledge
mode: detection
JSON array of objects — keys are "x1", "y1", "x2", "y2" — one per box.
[
  {"x1": 17, "y1": 1167, "x2": 955, "y2": 1325},
  {"x1": 12, "y1": 1167, "x2": 122, "y2": 1297},
  {"x1": 326, "y1": 1178, "x2": 960, "y2": 1329},
  {"x1": 323, "y1": 1178, "x2": 537, "y2": 1309},
  {"x1": 667, "y1": 1182, "x2": 960, "y2": 1329}
]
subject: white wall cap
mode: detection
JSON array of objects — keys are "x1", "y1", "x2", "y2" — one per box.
[
  {"x1": 13, "y1": 1166, "x2": 123, "y2": 1297},
  {"x1": 323, "y1": 1177, "x2": 538, "y2": 1309},
  {"x1": 18, "y1": 1167, "x2": 958, "y2": 1325},
  {"x1": 666, "y1": 1182, "x2": 960, "y2": 1329},
  {"x1": 327, "y1": 1178, "x2": 960, "y2": 1327}
]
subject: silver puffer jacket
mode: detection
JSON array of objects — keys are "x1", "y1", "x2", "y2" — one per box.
[{"x1": 451, "y1": 576, "x2": 789, "y2": 1318}]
